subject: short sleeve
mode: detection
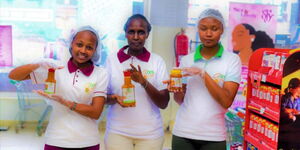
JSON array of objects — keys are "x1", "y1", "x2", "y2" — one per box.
[
  {"x1": 104, "y1": 56, "x2": 113, "y2": 95},
  {"x1": 154, "y1": 57, "x2": 168, "y2": 90},
  {"x1": 179, "y1": 54, "x2": 190, "y2": 68},
  {"x1": 225, "y1": 55, "x2": 242, "y2": 83},
  {"x1": 30, "y1": 66, "x2": 48, "y2": 84},
  {"x1": 93, "y1": 68, "x2": 108, "y2": 98}
]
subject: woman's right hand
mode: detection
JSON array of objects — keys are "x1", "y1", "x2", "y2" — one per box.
[
  {"x1": 110, "y1": 94, "x2": 128, "y2": 107},
  {"x1": 163, "y1": 80, "x2": 184, "y2": 93}
]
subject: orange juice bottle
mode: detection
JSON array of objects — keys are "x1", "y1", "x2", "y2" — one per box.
[
  {"x1": 122, "y1": 70, "x2": 135, "y2": 107},
  {"x1": 170, "y1": 68, "x2": 182, "y2": 91},
  {"x1": 45, "y1": 68, "x2": 56, "y2": 94}
]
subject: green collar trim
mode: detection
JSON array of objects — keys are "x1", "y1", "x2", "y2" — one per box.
[{"x1": 194, "y1": 43, "x2": 224, "y2": 61}]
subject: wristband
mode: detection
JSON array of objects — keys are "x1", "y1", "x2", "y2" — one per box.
[{"x1": 70, "y1": 102, "x2": 77, "y2": 111}]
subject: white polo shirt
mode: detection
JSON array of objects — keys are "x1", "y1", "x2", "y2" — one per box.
[
  {"x1": 30, "y1": 58, "x2": 108, "y2": 148},
  {"x1": 105, "y1": 46, "x2": 168, "y2": 139},
  {"x1": 173, "y1": 44, "x2": 241, "y2": 141}
]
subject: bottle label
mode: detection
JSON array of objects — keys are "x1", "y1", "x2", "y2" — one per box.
[
  {"x1": 45, "y1": 82, "x2": 55, "y2": 94},
  {"x1": 122, "y1": 88, "x2": 135, "y2": 103},
  {"x1": 171, "y1": 77, "x2": 182, "y2": 88}
]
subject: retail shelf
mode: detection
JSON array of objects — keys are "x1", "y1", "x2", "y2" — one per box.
[
  {"x1": 244, "y1": 48, "x2": 299, "y2": 150},
  {"x1": 244, "y1": 131, "x2": 277, "y2": 150},
  {"x1": 248, "y1": 98, "x2": 279, "y2": 123}
]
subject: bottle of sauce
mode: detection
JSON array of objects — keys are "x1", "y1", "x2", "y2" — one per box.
[
  {"x1": 122, "y1": 70, "x2": 135, "y2": 107},
  {"x1": 170, "y1": 68, "x2": 182, "y2": 91},
  {"x1": 45, "y1": 68, "x2": 56, "y2": 94}
]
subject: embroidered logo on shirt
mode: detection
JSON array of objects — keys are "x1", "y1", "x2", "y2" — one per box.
[
  {"x1": 213, "y1": 73, "x2": 225, "y2": 86},
  {"x1": 142, "y1": 70, "x2": 154, "y2": 79},
  {"x1": 85, "y1": 83, "x2": 96, "y2": 93}
]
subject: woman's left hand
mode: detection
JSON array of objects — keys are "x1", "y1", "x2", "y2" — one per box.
[
  {"x1": 182, "y1": 67, "x2": 205, "y2": 77},
  {"x1": 130, "y1": 64, "x2": 147, "y2": 85},
  {"x1": 34, "y1": 90, "x2": 68, "y2": 106}
]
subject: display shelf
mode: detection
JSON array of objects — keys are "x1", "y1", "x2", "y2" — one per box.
[
  {"x1": 244, "y1": 131, "x2": 277, "y2": 150},
  {"x1": 244, "y1": 48, "x2": 300, "y2": 150}
]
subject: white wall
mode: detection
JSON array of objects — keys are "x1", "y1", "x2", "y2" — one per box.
[{"x1": 151, "y1": 26, "x2": 181, "y2": 129}]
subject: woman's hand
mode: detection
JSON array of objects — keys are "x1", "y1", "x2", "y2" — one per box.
[
  {"x1": 163, "y1": 80, "x2": 183, "y2": 93},
  {"x1": 110, "y1": 94, "x2": 128, "y2": 108},
  {"x1": 34, "y1": 90, "x2": 70, "y2": 107},
  {"x1": 129, "y1": 64, "x2": 147, "y2": 86},
  {"x1": 182, "y1": 67, "x2": 205, "y2": 78}
]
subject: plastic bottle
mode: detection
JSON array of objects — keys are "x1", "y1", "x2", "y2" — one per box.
[
  {"x1": 261, "y1": 119, "x2": 266, "y2": 135},
  {"x1": 122, "y1": 70, "x2": 135, "y2": 107},
  {"x1": 274, "y1": 126, "x2": 279, "y2": 143},
  {"x1": 170, "y1": 68, "x2": 182, "y2": 91},
  {"x1": 249, "y1": 114, "x2": 254, "y2": 130},
  {"x1": 45, "y1": 68, "x2": 56, "y2": 94},
  {"x1": 264, "y1": 121, "x2": 269, "y2": 139}
]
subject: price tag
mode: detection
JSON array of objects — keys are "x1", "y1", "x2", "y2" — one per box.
[{"x1": 260, "y1": 107, "x2": 265, "y2": 114}]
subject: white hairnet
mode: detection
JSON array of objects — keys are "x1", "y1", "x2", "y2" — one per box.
[
  {"x1": 198, "y1": 8, "x2": 224, "y2": 28},
  {"x1": 69, "y1": 26, "x2": 101, "y2": 63}
]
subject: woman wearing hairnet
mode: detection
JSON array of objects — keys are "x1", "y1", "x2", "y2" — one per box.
[
  {"x1": 9, "y1": 26, "x2": 107, "y2": 150},
  {"x1": 169, "y1": 8, "x2": 241, "y2": 150},
  {"x1": 104, "y1": 14, "x2": 169, "y2": 150}
]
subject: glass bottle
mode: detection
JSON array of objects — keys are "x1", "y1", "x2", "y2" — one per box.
[
  {"x1": 170, "y1": 68, "x2": 182, "y2": 91},
  {"x1": 44, "y1": 68, "x2": 56, "y2": 94},
  {"x1": 122, "y1": 70, "x2": 135, "y2": 107}
]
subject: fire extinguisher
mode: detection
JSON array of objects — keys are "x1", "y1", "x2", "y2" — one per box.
[{"x1": 174, "y1": 28, "x2": 189, "y2": 67}]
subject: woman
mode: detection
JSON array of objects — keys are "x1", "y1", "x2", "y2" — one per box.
[
  {"x1": 170, "y1": 9, "x2": 241, "y2": 150},
  {"x1": 281, "y1": 78, "x2": 300, "y2": 114},
  {"x1": 9, "y1": 26, "x2": 107, "y2": 150},
  {"x1": 232, "y1": 23, "x2": 274, "y2": 66},
  {"x1": 279, "y1": 78, "x2": 300, "y2": 149},
  {"x1": 231, "y1": 24, "x2": 275, "y2": 106},
  {"x1": 104, "y1": 14, "x2": 170, "y2": 150}
]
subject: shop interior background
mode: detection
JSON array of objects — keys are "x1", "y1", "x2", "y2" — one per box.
[{"x1": 0, "y1": 0, "x2": 299, "y2": 149}]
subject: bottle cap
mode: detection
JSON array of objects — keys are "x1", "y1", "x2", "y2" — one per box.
[
  {"x1": 48, "y1": 68, "x2": 55, "y2": 72},
  {"x1": 123, "y1": 70, "x2": 131, "y2": 76},
  {"x1": 171, "y1": 68, "x2": 181, "y2": 74}
]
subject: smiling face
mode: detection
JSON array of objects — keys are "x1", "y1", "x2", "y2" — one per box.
[
  {"x1": 198, "y1": 17, "x2": 223, "y2": 48},
  {"x1": 291, "y1": 87, "x2": 300, "y2": 98},
  {"x1": 71, "y1": 31, "x2": 97, "y2": 66},
  {"x1": 125, "y1": 18, "x2": 149, "y2": 52},
  {"x1": 232, "y1": 24, "x2": 255, "y2": 52}
]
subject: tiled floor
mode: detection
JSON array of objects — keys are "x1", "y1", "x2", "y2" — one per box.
[{"x1": 0, "y1": 124, "x2": 172, "y2": 150}]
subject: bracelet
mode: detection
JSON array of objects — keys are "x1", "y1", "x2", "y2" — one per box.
[
  {"x1": 70, "y1": 102, "x2": 77, "y2": 111},
  {"x1": 142, "y1": 80, "x2": 149, "y2": 89}
]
